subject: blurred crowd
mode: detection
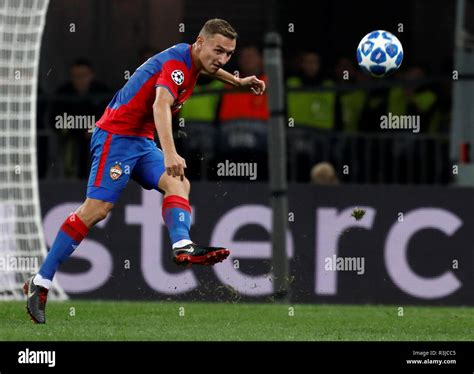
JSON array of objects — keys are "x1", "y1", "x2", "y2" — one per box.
[{"x1": 37, "y1": 45, "x2": 452, "y2": 184}]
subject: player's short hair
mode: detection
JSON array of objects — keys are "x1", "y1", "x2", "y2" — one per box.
[{"x1": 199, "y1": 19, "x2": 237, "y2": 40}]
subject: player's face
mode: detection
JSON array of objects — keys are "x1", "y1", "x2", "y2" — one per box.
[{"x1": 199, "y1": 34, "x2": 236, "y2": 74}]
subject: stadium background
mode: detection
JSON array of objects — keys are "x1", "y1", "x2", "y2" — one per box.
[
  {"x1": 2, "y1": 0, "x2": 473, "y2": 348},
  {"x1": 37, "y1": 0, "x2": 455, "y2": 184}
]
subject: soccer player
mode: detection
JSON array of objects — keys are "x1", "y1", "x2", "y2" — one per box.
[{"x1": 24, "y1": 19, "x2": 265, "y2": 323}]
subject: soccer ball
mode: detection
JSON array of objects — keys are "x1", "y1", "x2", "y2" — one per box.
[{"x1": 356, "y1": 30, "x2": 403, "y2": 78}]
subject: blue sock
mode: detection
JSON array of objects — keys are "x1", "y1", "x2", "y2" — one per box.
[
  {"x1": 39, "y1": 213, "x2": 89, "y2": 280},
  {"x1": 162, "y1": 195, "x2": 192, "y2": 244}
]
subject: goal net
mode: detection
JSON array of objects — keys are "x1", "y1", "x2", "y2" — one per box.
[{"x1": 0, "y1": 0, "x2": 66, "y2": 300}]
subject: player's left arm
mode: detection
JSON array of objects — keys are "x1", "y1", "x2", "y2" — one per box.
[{"x1": 208, "y1": 68, "x2": 266, "y2": 95}]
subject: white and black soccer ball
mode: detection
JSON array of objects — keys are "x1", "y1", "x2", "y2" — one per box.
[
  {"x1": 171, "y1": 70, "x2": 184, "y2": 85},
  {"x1": 356, "y1": 30, "x2": 403, "y2": 78}
]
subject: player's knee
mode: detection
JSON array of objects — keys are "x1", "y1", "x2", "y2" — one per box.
[
  {"x1": 95, "y1": 201, "x2": 114, "y2": 222},
  {"x1": 169, "y1": 178, "x2": 190, "y2": 196},
  {"x1": 160, "y1": 175, "x2": 190, "y2": 196},
  {"x1": 96, "y1": 206, "x2": 110, "y2": 222},
  {"x1": 176, "y1": 177, "x2": 190, "y2": 196},
  {"x1": 182, "y1": 177, "x2": 191, "y2": 193},
  {"x1": 77, "y1": 199, "x2": 113, "y2": 226}
]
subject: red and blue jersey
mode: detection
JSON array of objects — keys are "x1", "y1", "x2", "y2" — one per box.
[{"x1": 96, "y1": 43, "x2": 200, "y2": 139}]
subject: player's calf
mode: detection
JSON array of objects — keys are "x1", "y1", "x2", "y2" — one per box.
[{"x1": 159, "y1": 179, "x2": 230, "y2": 266}]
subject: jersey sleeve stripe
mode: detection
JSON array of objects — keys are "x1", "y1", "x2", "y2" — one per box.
[{"x1": 155, "y1": 84, "x2": 177, "y2": 99}]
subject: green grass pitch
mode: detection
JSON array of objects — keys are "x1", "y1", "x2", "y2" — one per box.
[{"x1": 1, "y1": 301, "x2": 472, "y2": 341}]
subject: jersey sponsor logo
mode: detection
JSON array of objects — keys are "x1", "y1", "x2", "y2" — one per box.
[
  {"x1": 110, "y1": 162, "x2": 123, "y2": 181},
  {"x1": 171, "y1": 70, "x2": 184, "y2": 85}
]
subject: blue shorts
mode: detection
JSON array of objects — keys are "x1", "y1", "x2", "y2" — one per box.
[{"x1": 87, "y1": 127, "x2": 166, "y2": 203}]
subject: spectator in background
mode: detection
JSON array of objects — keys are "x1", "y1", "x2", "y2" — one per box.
[
  {"x1": 310, "y1": 162, "x2": 339, "y2": 185},
  {"x1": 50, "y1": 59, "x2": 110, "y2": 178},
  {"x1": 178, "y1": 74, "x2": 225, "y2": 180},
  {"x1": 333, "y1": 56, "x2": 367, "y2": 133},
  {"x1": 387, "y1": 66, "x2": 440, "y2": 133},
  {"x1": 386, "y1": 66, "x2": 443, "y2": 183},
  {"x1": 357, "y1": 62, "x2": 389, "y2": 134},
  {"x1": 218, "y1": 45, "x2": 268, "y2": 122},
  {"x1": 217, "y1": 45, "x2": 269, "y2": 180},
  {"x1": 180, "y1": 75, "x2": 224, "y2": 124},
  {"x1": 286, "y1": 52, "x2": 336, "y2": 182},
  {"x1": 286, "y1": 51, "x2": 336, "y2": 130},
  {"x1": 332, "y1": 57, "x2": 368, "y2": 183}
]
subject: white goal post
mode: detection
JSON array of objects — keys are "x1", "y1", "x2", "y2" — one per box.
[{"x1": 0, "y1": 0, "x2": 66, "y2": 300}]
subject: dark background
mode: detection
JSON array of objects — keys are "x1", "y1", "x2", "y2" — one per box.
[{"x1": 39, "y1": 0, "x2": 455, "y2": 93}]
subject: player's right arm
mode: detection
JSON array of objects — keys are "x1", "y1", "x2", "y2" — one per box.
[{"x1": 153, "y1": 87, "x2": 187, "y2": 179}]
